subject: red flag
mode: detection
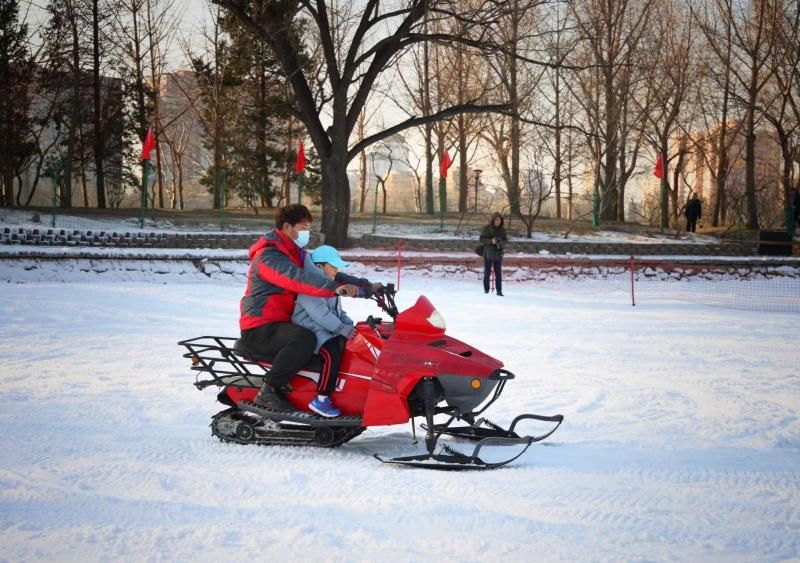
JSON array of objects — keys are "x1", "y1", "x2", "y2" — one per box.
[
  {"x1": 439, "y1": 150, "x2": 452, "y2": 177},
  {"x1": 654, "y1": 153, "x2": 664, "y2": 179},
  {"x1": 295, "y1": 143, "x2": 306, "y2": 174},
  {"x1": 141, "y1": 127, "x2": 155, "y2": 161}
]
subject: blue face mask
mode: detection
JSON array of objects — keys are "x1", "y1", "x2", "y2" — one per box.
[{"x1": 295, "y1": 229, "x2": 310, "y2": 248}]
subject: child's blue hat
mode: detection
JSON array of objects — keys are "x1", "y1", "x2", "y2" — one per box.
[{"x1": 310, "y1": 245, "x2": 349, "y2": 268}]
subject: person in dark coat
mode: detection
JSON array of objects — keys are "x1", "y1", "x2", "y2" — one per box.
[
  {"x1": 684, "y1": 193, "x2": 702, "y2": 233},
  {"x1": 479, "y1": 212, "x2": 508, "y2": 296},
  {"x1": 793, "y1": 188, "x2": 800, "y2": 227}
]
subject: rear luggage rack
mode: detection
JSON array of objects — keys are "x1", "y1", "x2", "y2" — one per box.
[{"x1": 178, "y1": 336, "x2": 267, "y2": 390}]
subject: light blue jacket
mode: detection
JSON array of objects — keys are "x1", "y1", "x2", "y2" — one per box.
[{"x1": 292, "y1": 256, "x2": 363, "y2": 353}]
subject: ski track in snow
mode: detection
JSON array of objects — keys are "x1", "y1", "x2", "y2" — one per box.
[{"x1": 0, "y1": 275, "x2": 799, "y2": 561}]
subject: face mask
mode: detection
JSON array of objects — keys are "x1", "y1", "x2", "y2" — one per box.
[{"x1": 295, "y1": 229, "x2": 310, "y2": 248}]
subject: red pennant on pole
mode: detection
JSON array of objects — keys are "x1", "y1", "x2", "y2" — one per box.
[
  {"x1": 654, "y1": 153, "x2": 664, "y2": 179},
  {"x1": 295, "y1": 143, "x2": 306, "y2": 174},
  {"x1": 141, "y1": 127, "x2": 156, "y2": 161},
  {"x1": 439, "y1": 150, "x2": 452, "y2": 177}
]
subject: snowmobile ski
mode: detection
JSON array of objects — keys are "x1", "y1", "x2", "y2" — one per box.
[
  {"x1": 421, "y1": 413, "x2": 564, "y2": 443},
  {"x1": 374, "y1": 436, "x2": 535, "y2": 471}
]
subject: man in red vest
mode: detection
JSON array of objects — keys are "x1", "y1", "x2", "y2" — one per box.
[{"x1": 239, "y1": 204, "x2": 369, "y2": 410}]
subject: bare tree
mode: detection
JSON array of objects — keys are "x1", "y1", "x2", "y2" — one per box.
[
  {"x1": 570, "y1": 0, "x2": 652, "y2": 221},
  {"x1": 700, "y1": 0, "x2": 779, "y2": 230},
  {"x1": 517, "y1": 155, "x2": 554, "y2": 237},
  {"x1": 641, "y1": 0, "x2": 697, "y2": 228},
  {"x1": 761, "y1": 0, "x2": 800, "y2": 226},
  {"x1": 214, "y1": 0, "x2": 515, "y2": 247},
  {"x1": 159, "y1": 71, "x2": 201, "y2": 209},
  {"x1": 531, "y1": 0, "x2": 580, "y2": 219}
]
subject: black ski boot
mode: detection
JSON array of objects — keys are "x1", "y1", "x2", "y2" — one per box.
[{"x1": 253, "y1": 384, "x2": 295, "y2": 411}]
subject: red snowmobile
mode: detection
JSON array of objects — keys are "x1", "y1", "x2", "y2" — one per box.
[{"x1": 178, "y1": 284, "x2": 562, "y2": 470}]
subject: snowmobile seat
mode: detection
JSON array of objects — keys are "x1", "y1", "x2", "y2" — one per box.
[{"x1": 233, "y1": 339, "x2": 324, "y2": 373}]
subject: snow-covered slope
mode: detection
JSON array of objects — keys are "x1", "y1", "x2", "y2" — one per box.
[{"x1": 0, "y1": 270, "x2": 798, "y2": 561}]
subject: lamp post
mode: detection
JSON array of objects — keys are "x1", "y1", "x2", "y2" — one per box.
[
  {"x1": 473, "y1": 169, "x2": 482, "y2": 213},
  {"x1": 371, "y1": 145, "x2": 392, "y2": 234},
  {"x1": 50, "y1": 158, "x2": 62, "y2": 228}
]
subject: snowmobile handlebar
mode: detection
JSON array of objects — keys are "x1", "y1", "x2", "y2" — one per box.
[{"x1": 368, "y1": 282, "x2": 399, "y2": 320}]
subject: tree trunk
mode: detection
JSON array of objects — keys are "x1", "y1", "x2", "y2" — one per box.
[
  {"x1": 2, "y1": 173, "x2": 13, "y2": 206},
  {"x1": 213, "y1": 118, "x2": 223, "y2": 209},
  {"x1": 744, "y1": 102, "x2": 759, "y2": 229},
  {"x1": 458, "y1": 114, "x2": 467, "y2": 212},
  {"x1": 602, "y1": 74, "x2": 618, "y2": 221},
  {"x1": 712, "y1": 122, "x2": 729, "y2": 227},
  {"x1": 659, "y1": 142, "x2": 669, "y2": 229},
  {"x1": 92, "y1": 0, "x2": 106, "y2": 208},
  {"x1": 320, "y1": 153, "x2": 350, "y2": 247},
  {"x1": 509, "y1": 4, "x2": 520, "y2": 218},
  {"x1": 424, "y1": 122, "x2": 434, "y2": 214},
  {"x1": 554, "y1": 69, "x2": 562, "y2": 219},
  {"x1": 423, "y1": 21, "x2": 434, "y2": 215}
]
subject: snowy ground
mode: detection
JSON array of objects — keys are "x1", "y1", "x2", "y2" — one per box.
[{"x1": 1, "y1": 268, "x2": 799, "y2": 561}]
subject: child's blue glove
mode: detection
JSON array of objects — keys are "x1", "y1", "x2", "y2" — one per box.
[{"x1": 338, "y1": 324, "x2": 356, "y2": 339}]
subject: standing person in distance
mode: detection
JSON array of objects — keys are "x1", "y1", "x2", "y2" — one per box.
[
  {"x1": 480, "y1": 211, "x2": 508, "y2": 296},
  {"x1": 684, "y1": 193, "x2": 702, "y2": 233}
]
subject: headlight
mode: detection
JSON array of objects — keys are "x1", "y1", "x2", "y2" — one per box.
[{"x1": 427, "y1": 309, "x2": 446, "y2": 330}]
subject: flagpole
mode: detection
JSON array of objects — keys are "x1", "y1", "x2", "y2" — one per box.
[
  {"x1": 439, "y1": 150, "x2": 451, "y2": 232},
  {"x1": 439, "y1": 175, "x2": 446, "y2": 231},
  {"x1": 140, "y1": 160, "x2": 148, "y2": 229},
  {"x1": 140, "y1": 127, "x2": 155, "y2": 229},
  {"x1": 295, "y1": 142, "x2": 305, "y2": 204},
  {"x1": 297, "y1": 172, "x2": 303, "y2": 204}
]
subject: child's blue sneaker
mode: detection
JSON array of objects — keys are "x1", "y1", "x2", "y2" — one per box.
[{"x1": 309, "y1": 395, "x2": 341, "y2": 418}]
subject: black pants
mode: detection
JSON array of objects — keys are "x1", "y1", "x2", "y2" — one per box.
[
  {"x1": 483, "y1": 258, "x2": 502, "y2": 294},
  {"x1": 686, "y1": 217, "x2": 698, "y2": 232},
  {"x1": 240, "y1": 322, "x2": 316, "y2": 388},
  {"x1": 317, "y1": 335, "x2": 346, "y2": 396}
]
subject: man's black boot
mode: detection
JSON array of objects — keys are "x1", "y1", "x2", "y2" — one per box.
[{"x1": 253, "y1": 384, "x2": 295, "y2": 411}]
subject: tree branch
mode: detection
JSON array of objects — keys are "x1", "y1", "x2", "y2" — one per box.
[{"x1": 348, "y1": 102, "x2": 511, "y2": 161}]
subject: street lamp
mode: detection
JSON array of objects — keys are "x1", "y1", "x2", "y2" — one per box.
[
  {"x1": 473, "y1": 169, "x2": 482, "y2": 213},
  {"x1": 371, "y1": 144, "x2": 392, "y2": 234}
]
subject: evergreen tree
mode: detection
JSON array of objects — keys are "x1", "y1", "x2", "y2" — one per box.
[
  {"x1": 221, "y1": 7, "x2": 307, "y2": 209},
  {"x1": 0, "y1": 0, "x2": 34, "y2": 206}
]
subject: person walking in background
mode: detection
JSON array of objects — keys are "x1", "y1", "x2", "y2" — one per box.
[
  {"x1": 480, "y1": 212, "x2": 508, "y2": 296},
  {"x1": 685, "y1": 193, "x2": 702, "y2": 233},
  {"x1": 792, "y1": 188, "x2": 800, "y2": 227}
]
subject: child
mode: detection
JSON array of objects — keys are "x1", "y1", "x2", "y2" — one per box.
[{"x1": 291, "y1": 245, "x2": 367, "y2": 417}]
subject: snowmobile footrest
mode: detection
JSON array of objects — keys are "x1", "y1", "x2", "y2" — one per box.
[{"x1": 239, "y1": 401, "x2": 363, "y2": 427}]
